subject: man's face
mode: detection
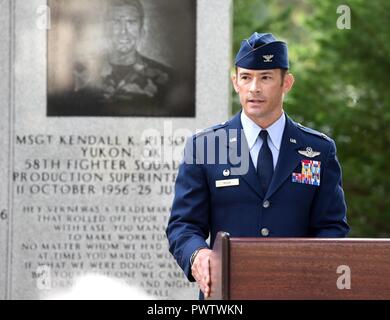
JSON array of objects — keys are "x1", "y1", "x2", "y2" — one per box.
[
  {"x1": 232, "y1": 67, "x2": 294, "y2": 124},
  {"x1": 109, "y1": 5, "x2": 142, "y2": 54}
]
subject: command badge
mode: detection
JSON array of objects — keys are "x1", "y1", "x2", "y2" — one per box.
[{"x1": 298, "y1": 147, "x2": 321, "y2": 158}]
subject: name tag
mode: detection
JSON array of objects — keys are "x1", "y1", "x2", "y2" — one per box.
[{"x1": 215, "y1": 178, "x2": 239, "y2": 188}]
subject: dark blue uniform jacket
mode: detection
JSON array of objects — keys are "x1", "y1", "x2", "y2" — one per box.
[{"x1": 166, "y1": 111, "x2": 350, "y2": 283}]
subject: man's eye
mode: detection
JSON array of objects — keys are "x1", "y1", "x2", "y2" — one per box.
[
  {"x1": 262, "y1": 76, "x2": 271, "y2": 80},
  {"x1": 126, "y1": 19, "x2": 138, "y2": 25},
  {"x1": 241, "y1": 76, "x2": 249, "y2": 80}
]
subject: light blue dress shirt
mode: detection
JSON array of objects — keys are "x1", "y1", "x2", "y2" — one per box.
[{"x1": 240, "y1": 111, "x2": 286, "y2": 170}]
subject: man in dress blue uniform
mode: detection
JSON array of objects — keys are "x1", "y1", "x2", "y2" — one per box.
[{"x1": 166, "y1": 32, "x2": 350, "y2": 298}]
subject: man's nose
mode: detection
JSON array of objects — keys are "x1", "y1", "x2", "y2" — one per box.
[
  {"x1": 120, "y1": 21, "x2": 128, "y2": 35},
  {"x1": 249, "y1": 79, "x2": 261, "y2": 93}
]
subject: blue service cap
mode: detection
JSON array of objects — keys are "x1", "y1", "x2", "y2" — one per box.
[{"x1": 235, "y1": 32, "x2": 289, "y2": 70}]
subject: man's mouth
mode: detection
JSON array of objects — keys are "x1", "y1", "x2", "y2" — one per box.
[{"x1": 247, "y1": 98, "x2": 266, "y2": 103}]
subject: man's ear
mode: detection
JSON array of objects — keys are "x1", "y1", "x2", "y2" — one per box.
[
  {"x1": 283, "y1": 73, "x2": 295, "y2": 94},
  {"x1": 137, "y1": 26, "x2": 146, "y2": 45},
  {"x1": 231, "y1": 73, "x2": 239, "y2": 93}
]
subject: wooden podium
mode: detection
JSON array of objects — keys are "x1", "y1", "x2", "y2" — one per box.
[{"x1": 207, "y1": 232, "x2": 390, "y2": 300}]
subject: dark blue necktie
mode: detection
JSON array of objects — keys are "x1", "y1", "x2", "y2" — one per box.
[{"x1": 257, "y1": 130, "x2": 274, "y2": 195}]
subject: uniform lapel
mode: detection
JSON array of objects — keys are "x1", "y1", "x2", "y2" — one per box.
[
  {"x1": 226, "y1": 112, "x2": 263, "y2": 198},
  {"x1": 265, "y1": 115, "x2": 302, "y2": 199}
]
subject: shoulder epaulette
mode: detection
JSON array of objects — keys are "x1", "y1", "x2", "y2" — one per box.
[
  {"x1": 296, "y1": 123, "x2": 331, "y2": 141},
  {"x1": 194, "y1": 120, "x2": 229, "y2": 138}
]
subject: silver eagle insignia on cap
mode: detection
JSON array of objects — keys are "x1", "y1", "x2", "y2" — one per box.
[
  {"x1": 262, "y1": 55, "x2": 274, "y2": 62},
  {"x1": 298, "y1": 147, "x2": 321, "y2": 158}
]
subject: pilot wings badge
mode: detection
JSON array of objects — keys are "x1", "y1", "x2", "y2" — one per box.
[{"x1": 298, "y1": 147, "x2": 321, "y2": 158}]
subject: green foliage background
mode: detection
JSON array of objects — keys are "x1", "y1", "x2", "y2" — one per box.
[{"x1": 232, "y1": 0, "x2": 390, "y2": 236}]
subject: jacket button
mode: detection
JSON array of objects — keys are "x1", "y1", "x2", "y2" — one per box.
[
  {"x1": 263, "y1": 200, "x2": 270, "y2": 208},
  {"x1": 260, "y1": 228, "x2": 270, "y2": 237}
]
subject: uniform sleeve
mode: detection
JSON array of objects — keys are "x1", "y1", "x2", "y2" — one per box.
[
  {"x1": 309, "y1": 139, "x2": 350, "y2": 237},
  {"x1": 166, "y1": 137, "x2": 210, "y2": 282}
]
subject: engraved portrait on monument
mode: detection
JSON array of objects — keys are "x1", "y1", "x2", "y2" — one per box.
[{"x1": 47, "y1": 0, "x2": 196, "y2": 117}]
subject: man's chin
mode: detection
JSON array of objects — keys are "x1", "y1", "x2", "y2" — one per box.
[
  {"x1": 118, "y1": 48, "x2": 132, "y2": 54},
  {"x1": 246, "y1": 106, "x2": 266, "y2": 117}
]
